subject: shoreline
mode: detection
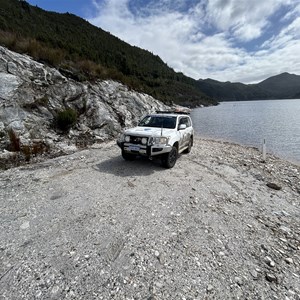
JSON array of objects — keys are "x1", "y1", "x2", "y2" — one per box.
[
  {"x1": 195, "y1": 135, "x2": 300, "y2": 167},
  {"x1": 191, "y1": 99, "x2": 300, "y2": 167},
  {"x1": 0, "y1": 137, "x2": 299, "y2": 299}
]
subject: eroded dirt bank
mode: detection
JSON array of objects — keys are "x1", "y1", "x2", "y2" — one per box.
[{"x1": 0, "y1": 137, "x2": 299, "y2": 299}]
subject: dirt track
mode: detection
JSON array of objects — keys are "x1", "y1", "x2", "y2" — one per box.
[{"x1": 0, "y1": 137, "x2": 299, "y2": 299}]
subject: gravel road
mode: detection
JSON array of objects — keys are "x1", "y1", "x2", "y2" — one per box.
[{"x1": 0, "y1": 137, "x2": 299, "y2": 299}]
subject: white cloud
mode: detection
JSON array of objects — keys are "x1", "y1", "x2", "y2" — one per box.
[
  {"x1": 88, "y1": 0, "x2": 300, "y2": 83},
  {"x1": 204, "y1": 0, "x2": 285, "y2": 41}
]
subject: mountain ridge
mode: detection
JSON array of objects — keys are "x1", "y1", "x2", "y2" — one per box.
[{"x1": 197, "y1": 72, "x2": 300, "y2": 101}]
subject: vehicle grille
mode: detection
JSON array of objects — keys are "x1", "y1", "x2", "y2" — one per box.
[{"x1": 129, "y1": 136, "x2": 147, "y2": 145}]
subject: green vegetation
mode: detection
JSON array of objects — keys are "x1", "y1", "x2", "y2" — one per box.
[
  {"x1": 21, "y1": 144, "x2": 31, "y2": 162},
  {"x1": 55, "y1": 108, "x2": 77, "y2": 132},
  {"x1": 0, "y1": 0, "x2": 217, "y2": 106}
]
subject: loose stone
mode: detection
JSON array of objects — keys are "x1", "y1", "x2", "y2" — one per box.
[
  {"x1": 207, "y1": 285, "x2": 214, "y2": 292},
  {"x1": 265, "y1": 256, "x2": 275, "y2": 267},
  {"x1": 265, "y1": 273, "x2": 277, "y2": 283},
  {"x1": 266, "y1": 182, "x2": 282, "y2": 190},
  {"x1": 250, "y1": 269, "x2": 258, "y2": 279},
  {"x1": 235, "y1": 276, "x2": 243, "y2": 286},
  {"x1": 285, "y1": 257, "x2": 293, "y2": 264}
]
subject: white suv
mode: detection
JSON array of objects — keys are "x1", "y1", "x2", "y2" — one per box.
[{"x1": 117, "y1": 111, "x2": 194, "y2": 168}]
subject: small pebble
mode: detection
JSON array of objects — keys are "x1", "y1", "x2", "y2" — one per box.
[
  {"x1": 285, "y1": 257, "x2": 293, "y2": 264},
  {"x1": 279, "y1": 226, "x2": 291, "y2": 234},
  {"x1": 51, "y1": 286, "x2": 60, "y2": 294},
  {"x1": 20, "y1": 221, "x2": 30, "y2": 230},
  {"x1": 250, "y1": 270, "x2": 258, "y2": 279},
  {"x1": 235, "y1": 277, "x2": 243, "y2": 286},
  {"x1": 266, "y1": 182, "x2": 281, "y2": 190},
  {"x1": 207, "y1": 284, "x2": 214, "y2": 292},
  {"x1": 265, "y1": 273, "x2": 277, "y2": 283},
  {"x1": 265, "y1": 256, "x2": 275, "y2": 267}
]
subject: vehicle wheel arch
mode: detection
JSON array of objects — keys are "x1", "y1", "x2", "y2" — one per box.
[{"x1": 173, "y1": 141, "x2": 179, "y2": 150}]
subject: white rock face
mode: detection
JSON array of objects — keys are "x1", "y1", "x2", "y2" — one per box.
[
  {"x1": 0, "y1": 46, "x2": 168, "y2": 156},
  {"x1": 0, "y1": 73, "x2": 22, "y2": 100}
]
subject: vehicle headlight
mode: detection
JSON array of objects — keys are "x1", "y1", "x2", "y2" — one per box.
[
  {"x1": 153, "y1": 137, "x2": 168, "y2": 145},
  {"x1": 125, "y1": 135, "x2": 131, "y2": 142},
  {"x1": 141, "y1": 137, "x2": 147, "y2": 145}
]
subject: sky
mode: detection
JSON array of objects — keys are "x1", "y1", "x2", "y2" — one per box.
[{"x1": 26, "y1": 0, "x2": 300, "y2": 84}]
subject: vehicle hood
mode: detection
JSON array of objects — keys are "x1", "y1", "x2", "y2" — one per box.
[{"x1": 124, "y1": 126, "x2": 174, "y2": 137}]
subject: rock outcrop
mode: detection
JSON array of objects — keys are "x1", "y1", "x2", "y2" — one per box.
[{"x1": 0, "y1": 46, "x2": 168, "y2": 166}]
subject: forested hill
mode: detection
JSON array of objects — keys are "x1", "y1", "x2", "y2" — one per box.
[
  {"x1": 198, "y1": 73, "x2": 300, "y2": 101},
  {"x1": 0, "y1": 0, "x2": 217, "y2": 107}
]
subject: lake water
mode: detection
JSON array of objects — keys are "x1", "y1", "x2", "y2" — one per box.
[{"x1": 191, "y1": 99, "x2": 300, "y2": 165}]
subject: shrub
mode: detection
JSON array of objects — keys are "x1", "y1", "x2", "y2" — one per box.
[
  {"x1": 36, "y1": 95, "x2": 49, "y2": 106},
  {"x1": 8, "y1": 129, "x2": 20, "y2": 152},
  {"x1": 32, "y1": 141, "x2": 48, "y2": 156},
  {"x1": 55, "y1": 108, "x2": 77, "y2": 132},
  {"x1": 21, "y1": 145, "x2": 31, "y2": 162}
]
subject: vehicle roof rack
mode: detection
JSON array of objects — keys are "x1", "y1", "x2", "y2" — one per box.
[{"x1": 155, "y1": 110, "x2": 190, "y2": 115}]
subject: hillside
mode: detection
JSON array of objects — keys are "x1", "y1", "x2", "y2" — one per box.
[
  {"x1": 0, "y1": 0, "x2": 216, "y2": 107},
  {"x1": 0, "y1": 45, "x2": 169, "y2": 169},
  {"x1": 197, "y1": 73, "x2": 300, "y2": 101}
]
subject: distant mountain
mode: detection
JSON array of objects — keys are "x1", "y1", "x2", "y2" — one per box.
[
  {"x1": 0, "y1": 0, "x2": 216, "y2": 107},
  {"x1": 197, "y1": 73, "x2": 300, "y2": 101},
  {"x1": 257, "y1": 72, "x2": 300, "y2": 99}
]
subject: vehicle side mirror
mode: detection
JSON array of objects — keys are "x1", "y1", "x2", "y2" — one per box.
[{"x1": 179, "y1": 124, "x2": 187, "y2": 130}]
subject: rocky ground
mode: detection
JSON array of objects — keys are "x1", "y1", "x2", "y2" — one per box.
[{"x1": 0, "y1": 137, "x2": 299, "y2": 300}]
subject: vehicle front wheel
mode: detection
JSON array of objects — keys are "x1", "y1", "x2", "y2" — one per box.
[
  {"x1": 122, "y1": 150, "x2": 136, "y2": 161},
  {"x1": 161, "y1": 146, "x2": 178, "y2": 168}
]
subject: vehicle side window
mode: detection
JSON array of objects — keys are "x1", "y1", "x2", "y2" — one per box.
[
  {"x1": 178, "y1": 118, "x2": 183, "y2": 129},
  {"x1": 186, "y1": 117, "x2": 191, "y2": 127},
  {"x1": 179, "y1": 117, "x2": 189, "y2": 128}
]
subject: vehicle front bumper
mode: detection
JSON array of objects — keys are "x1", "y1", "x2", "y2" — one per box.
[{"x1": 117, "y1": 141, "x2": 172, "y2": 157}]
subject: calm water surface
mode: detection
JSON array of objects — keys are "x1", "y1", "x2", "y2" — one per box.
[{"x1": 191, "y1": 99, "x2": 300, "y2": 165}]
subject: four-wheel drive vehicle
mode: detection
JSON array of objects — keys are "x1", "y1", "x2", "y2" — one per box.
[{"x1": 117, "y1": 111, "x2": 194, "y2": 168}]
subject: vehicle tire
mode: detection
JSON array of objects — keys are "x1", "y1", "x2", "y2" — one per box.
[
  {"x1": 161, "y1": 146, "x2": 178, "y2": 168},
  {"x1": 183, "y1": 137, "x2": 193, "y2": 154},
  {"x1": 122, "y1": 150, "x2": 136, "y2": 161}
]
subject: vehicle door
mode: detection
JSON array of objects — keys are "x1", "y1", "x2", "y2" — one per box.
[{"x1": 178, "y1": 117, "x2": 190, "y2": 150}]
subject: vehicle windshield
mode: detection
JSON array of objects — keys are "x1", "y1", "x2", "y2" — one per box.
[{"x1": 138, "y1": 115, "x2": 177, "y2": 129}]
